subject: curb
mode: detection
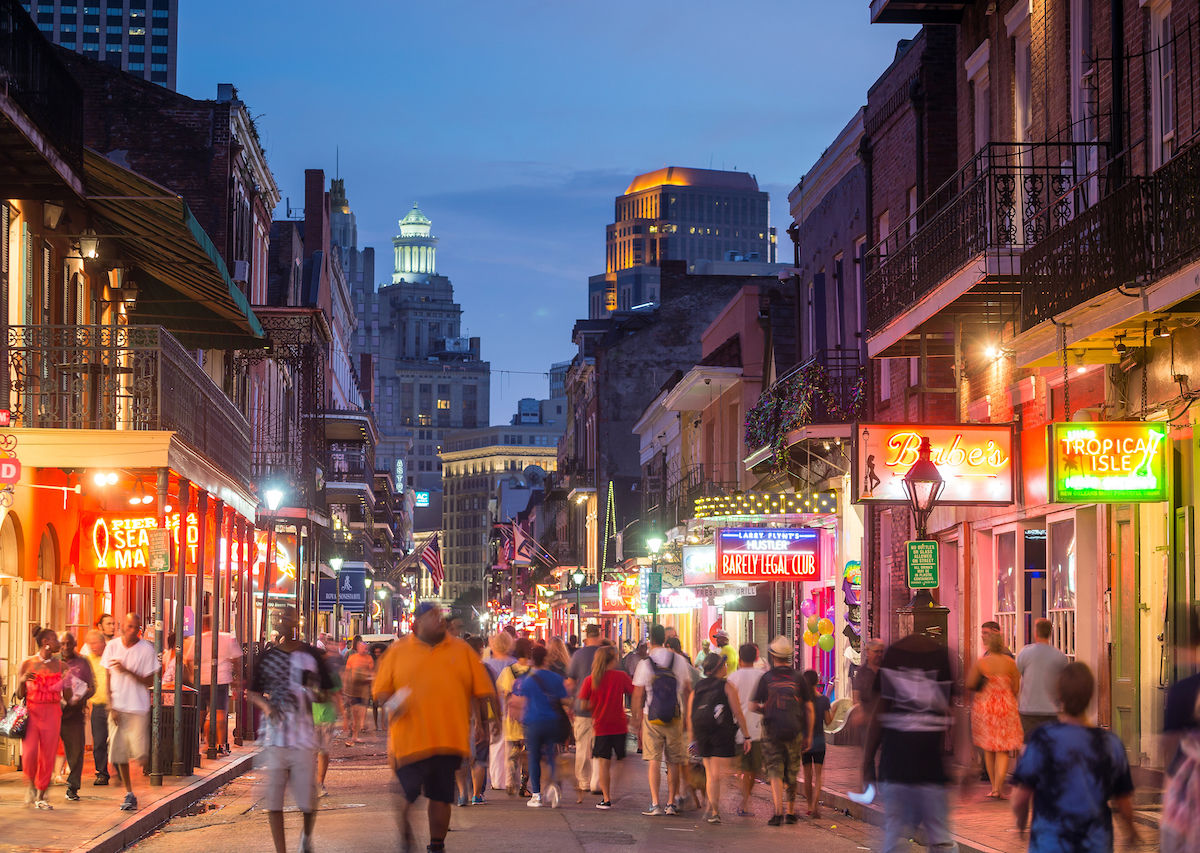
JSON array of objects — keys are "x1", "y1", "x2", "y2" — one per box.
[
  {"x1": 66, "y1": 751, "x2": 257, "y2": 853},
  {"x1": 818, "y1": 786, "x2": 1009, "y2": 853}
]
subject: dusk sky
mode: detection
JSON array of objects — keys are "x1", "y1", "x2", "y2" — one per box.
[{"x1": 177, "y1": 2, "x2": 916, "y2": 422}]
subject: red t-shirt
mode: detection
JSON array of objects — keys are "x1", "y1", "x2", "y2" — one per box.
[{"x1": 579, "y1": 669, "x2": 634, "y2": 737}]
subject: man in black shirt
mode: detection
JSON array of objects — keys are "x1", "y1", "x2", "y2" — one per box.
[{"x1": 861, "y1": 631, "x2": 955, "y2": 852}]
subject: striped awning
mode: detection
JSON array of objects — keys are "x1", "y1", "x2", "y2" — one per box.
[{"x1": 82, "y1": 148, "x2": 264, "y2": 345}]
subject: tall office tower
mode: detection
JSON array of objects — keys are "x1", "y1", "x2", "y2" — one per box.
[
  {"x1": 22, "y1": 0, "x2": 179, "y2": 90},
  {"x1": 353, "y1": 204, "x2": 490, "y2": 532},
  {"x1": 588, "y1": 166, "x2": 779, "y2": 317}
]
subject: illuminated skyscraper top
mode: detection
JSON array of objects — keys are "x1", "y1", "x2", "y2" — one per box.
[{"x1": 392, "y1": 203, "x2": 437, "y2": 283}]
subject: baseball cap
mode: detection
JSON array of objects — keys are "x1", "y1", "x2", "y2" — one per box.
[{"x1": 414, "y1": 601, "x2": 440, "y2": 619}]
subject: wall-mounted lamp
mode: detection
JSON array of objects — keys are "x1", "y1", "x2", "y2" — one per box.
[
  {"x1": 1155, "y1": 319, "x2": 1171, "y2": 339},
  {"x1": 78, "y1": 228, "x2": 100, "y2": 260}
]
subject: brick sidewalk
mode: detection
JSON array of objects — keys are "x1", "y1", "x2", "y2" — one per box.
[
  {"x1": 0, "y1": 744, "x2": 256, "y2": 853},
  {"x1": 814, "y1": 743, "x2": 1160, "y2": 853}
]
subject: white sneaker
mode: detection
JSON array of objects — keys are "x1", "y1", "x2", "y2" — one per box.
[
  {"x1": 545, "y1": 784, "x2": 560, "y2": 809},
  {"x1": 527, "y1": 793, "x2": 543, "y2": 808},
  {"x1": 848, "y1": 784, "x2": 876, "y2": 805},
  {"x1": 298, "y1": 830, "x2": 314, "y2": 853}
]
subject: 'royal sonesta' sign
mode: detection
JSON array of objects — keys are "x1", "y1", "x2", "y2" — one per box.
[
  {"x1": 715, "y1": 528, "x2": 820, "y2": 581},
  {"x1": 1049, "y1": 422, "x2": 1168, "y2": 503},
  {"x1": 855, "y1": 423, "x2": 1015, "y2": 506}
]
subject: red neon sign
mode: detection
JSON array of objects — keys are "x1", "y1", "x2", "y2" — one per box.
[{"x1": 855, "y1": 423, "x2": 1015, "y2": 505}]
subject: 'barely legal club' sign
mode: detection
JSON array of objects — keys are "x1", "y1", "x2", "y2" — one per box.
[
  {"x1": 1049, "y1": 422, "x2": 1168, "y2": 503},
  {"x1": 715, "y1": 528, "x2": 820, "y2": 581},
  {"x1": 855, "y1": 423, "x2": 1015, "y2": 505}
]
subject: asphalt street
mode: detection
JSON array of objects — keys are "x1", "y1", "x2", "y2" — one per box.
[{"x1": 126, "y1": 729, "x2": 882, "y2": 853}]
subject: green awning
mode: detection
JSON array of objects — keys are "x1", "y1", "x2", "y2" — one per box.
[{"x1": 82, "y1": 148, "x2": 264, "y2": 345}]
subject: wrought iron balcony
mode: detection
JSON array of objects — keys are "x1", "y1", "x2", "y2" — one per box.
[
  {"x1": 0, "y1": 0, "x2": 83, "y2": 171},
  {"x1": 327, "y1": 441, "x2": 374, "y2": 483},
  {"x1": 866, "y1": 142, "x2": 1100, "y2": 333},
  {"x1": 1022, "y1": 141, "x2": 1200, "y2": 329},
  {"x1": 5, "y1": 324, "x2": 250, "y2": 484},
  {"x1": 870, "y1": 0, "x2": 970, "y2": 24},
  {"x1": 744, "y1": 349, "x2": 865, "y2": 453}
]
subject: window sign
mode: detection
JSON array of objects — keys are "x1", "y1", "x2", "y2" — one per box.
[
  {"x1": 855, "y1": 423, "x2": 1014, "y2": 505},
  {"x1": 1048, "y1": 422, "x2": 1168, "y2": 503},
  {"x1": 715, "y1": 528, "x2": 820, "y2": 582}
]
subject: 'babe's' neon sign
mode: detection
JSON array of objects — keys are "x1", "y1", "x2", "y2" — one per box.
[{"x1": 1049, "y1": 422, "x2": 1167, "y2": 503}]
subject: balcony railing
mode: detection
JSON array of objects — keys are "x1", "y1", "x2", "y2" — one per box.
[
  {"x1": 6, "y1": 324, "x2": 250, "y2": 484},
  {"x1": 1022, "y1": 141, "x2": 1200, "y2": 329},
  {"x1": 866, "y1": 142, "x2": 1101, "y2": 331},
  {"x1": 0, "y1": 0, "x2": 83, "y2": 170},
  {"x1": 327, "y1": 441, "x2": 374, "y2": 482},
  {"x1": 744, "y1": 349, "x2": 864, "y2": 453}
]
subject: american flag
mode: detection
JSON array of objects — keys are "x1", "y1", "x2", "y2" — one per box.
[{"x1": 421, "y1": 534, "x2": 444, "y2": 593}]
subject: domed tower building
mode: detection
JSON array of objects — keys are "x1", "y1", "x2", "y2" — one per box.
[{"x1": 392, "y1": 203, "x2": 438, "y2": 283}]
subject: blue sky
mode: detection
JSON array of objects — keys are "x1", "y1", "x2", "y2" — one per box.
[{"x1": 177, "y1": 1, "x2": 915, "y2": 422}]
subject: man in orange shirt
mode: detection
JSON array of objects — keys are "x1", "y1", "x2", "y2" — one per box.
[{"x1": 374, "y1": 602, "x2": 498, "y2": 853}]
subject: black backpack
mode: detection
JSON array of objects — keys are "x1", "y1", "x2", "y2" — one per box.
[
  {"x1": 761, "y1": 671, "x2": 805, "y2": 741},
  {"x1": 690, "y1": 676, "x2": 735, "y2": 738}
]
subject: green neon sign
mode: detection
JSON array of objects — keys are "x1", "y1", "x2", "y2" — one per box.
[{"x1": 1048, "y1": 422, "x2": 1168, "y2": 503}]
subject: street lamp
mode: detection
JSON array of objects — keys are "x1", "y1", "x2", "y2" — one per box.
[
  {"x1": 329, "y1": 555, "x2": 344, "y2": 643},
  {"x1": 259, "y1": 485, "x2": 287, "y2": 648},
  {"x1": 572, "y1": 568, "x2": 586, "y2": 639},
  {"x1": 901, "y1": 437, "x2": 944, "y2": 540}
]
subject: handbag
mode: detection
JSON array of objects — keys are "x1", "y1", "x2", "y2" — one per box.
[{"x1": 0, "y1": 696, "x2": 28, "y2": 740}]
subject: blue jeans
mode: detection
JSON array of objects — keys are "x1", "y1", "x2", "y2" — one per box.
[
  {"x1": 524, "y1": 718, "x2": 564, "y2": 795},
  {"x1": 879, "y1": 782, "x2": 957, "y2": 852}
]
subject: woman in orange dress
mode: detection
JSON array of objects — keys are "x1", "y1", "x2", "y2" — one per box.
[{"x1": 968, "y1": 630, "x2": 1023, "y2": 799}]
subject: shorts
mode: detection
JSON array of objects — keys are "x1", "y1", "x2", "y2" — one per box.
[
  {"x1": 762, "y1": 735, "x2": 804, "y2": 782},
  {"x1": 263, "y1": 745, "x2": 317, "y2": 813},
  {"x1": 641, "y1": 718, "x2": 686, "y2": 765},
  {"x1": 396, "y1": 754, "x2": 460, "y2": 804},
  {"x1": 740, "y1": 741, "x2": 763, "y2": 775},
  {"x1": 199, "y1": 683, "x2": 230, "y2": 712},
  {"x1": 314, "y1": 723, "x2": 335, "y2": 752},
  {"x1": 802, "y1": 748, "x2": 826, "y2": 766},
  {"x1": 695, "y1": 728, "x2": 737, "y2": 759},
  {"x1": 107, "y1": 710, "x2": 148, "y2": 765},
  {"x1": 1020, "y1": 713, "x2": 1057, "y2": 740},
  {"x1": 592, "y1": 733, "x2": 627, "y2": 761},
  {"x1": 473, "y1": 731, "x2": 489, "y2": 767}
]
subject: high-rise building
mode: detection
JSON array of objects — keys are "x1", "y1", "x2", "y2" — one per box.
[
  {"x1": 22, "y1": 0, "x2": 179, "y2": 90},
  {"x1": 349, "y1": 203, "x2": 490, "y2": 532},
  {"x1": 589, "y1": 166, "x2": 779, "y2": 317}
]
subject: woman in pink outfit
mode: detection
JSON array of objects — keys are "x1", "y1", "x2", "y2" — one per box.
[
  {"x1": 18, "y1": 627, "x2": 69, "y2": 809},
  {"x1": 968, "y1": 630, "x2": 1023, "y2": 799}
]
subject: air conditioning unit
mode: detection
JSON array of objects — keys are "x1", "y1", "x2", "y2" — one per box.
[{"x1": 232, "y1": 260, "x2": 250, "y2": 284}]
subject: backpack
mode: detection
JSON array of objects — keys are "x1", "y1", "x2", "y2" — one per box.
[
  {"x1": 504, "y1": 664, "x2": 527, "y2": 720},
  {"x1": 761, "y1": 671, "x2": 805, "y2": 741},
  {"x1": 691, "y1": 677, "x2": 734, "y2": 738},
  {"x1": 646, "y1": 654, "x2": 680, "y2": 725}
]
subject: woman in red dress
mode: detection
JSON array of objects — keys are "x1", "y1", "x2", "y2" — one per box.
[
  {"x1": 968, "y1": 630, "x2": 1023, "y2": 799},
  {"x1": 18, "y1": 627, "x2": 70, "y2": 809}
]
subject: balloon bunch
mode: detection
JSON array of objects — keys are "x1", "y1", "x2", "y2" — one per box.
[{"x1": 801, "y1": 607, "x2": 836, "y2": 651}]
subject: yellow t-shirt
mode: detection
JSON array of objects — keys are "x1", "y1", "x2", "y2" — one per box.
[
  {"x1": 721, "y1": 643, "x2": 739, "y2": 674},
  {"x1": 373, "y1": 634, "x2": 494, "y2": 767},
  {"x1": 494, "y1": 662, "x2": 531, "y2": 742},
  {"x1": 85, "y1": 649, "x2": 108, "y2": 706}
]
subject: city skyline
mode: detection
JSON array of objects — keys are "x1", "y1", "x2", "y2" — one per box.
[{"x1": 175, "y1": 1, "x2": 916, "y2": 421}]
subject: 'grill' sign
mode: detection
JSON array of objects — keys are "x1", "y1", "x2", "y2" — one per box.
[{"x1": 715, "y1": 528, "x2": 820, "y2": 581}]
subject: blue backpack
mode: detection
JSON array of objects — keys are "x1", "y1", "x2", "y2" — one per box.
[{"x1": 646, "y1": 654, "x2": 680, "y2": 725}]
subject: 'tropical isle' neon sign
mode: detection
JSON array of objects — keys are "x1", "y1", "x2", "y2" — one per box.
[{"x1": 1049, "y1": 422, "x2": 1168, "y2": 503}]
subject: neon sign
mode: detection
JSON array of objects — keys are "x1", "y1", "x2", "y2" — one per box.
[
  {"x1": 715, "y1": 528, "x2": 820, "y2": 581},
  {"x1": 855, "y1": 423, "x2": 1015, "y2": 505},
  {"x1": 86, "y1": 512, "x2": 200, "y2": 574},
  {"x1": 1049, "y1": 422, "x2": 1167, "y2": 503},
  {"x1": 600, "y1": 575, "x2": 639, "y2": 615}
]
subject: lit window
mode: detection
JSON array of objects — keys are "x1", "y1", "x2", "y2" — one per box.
[
  {"x1": 437, "y1": 399, "x2": 450, "y2": 410},
  {"x1": 128, "y1": 26, "x2": 145, "y2": 34}
]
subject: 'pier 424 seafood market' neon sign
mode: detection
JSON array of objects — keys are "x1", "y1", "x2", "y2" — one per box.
[{"x1": 1049, "y1": 422, "x2": 1168, "y2": 503}]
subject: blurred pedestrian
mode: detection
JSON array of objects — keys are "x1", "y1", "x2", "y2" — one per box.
[
  {"x1": 496, "y1": 637, "x2": 534, "y2": 796},
  {"x1": 313, "y1": 648, "x2": 343, "y2": 798},
  {"x1": 1016, "y1": 618, "x2": 1067, "y2": 740},
  {"x1": 370, "y1": 643, "x2": 386, "y2": 730},
  {"x1": 373, "y1": 602, "x2": 497, "y2": 853},
  {"x1": 82, "y1": 629, "x2": 111, "y2": 786},
  {"x1": 712, "y1": 629, "x2": 738, "y2": 674},
  {"x1": 1162, "y1": 602, "x2": 1200, "y2": 852},
  {"x1": 801, "y1": 669, "x2": 833, "y2": 818},
  {"x1": 101, "y1": 613, "x2": 156, "y2": 811},
  {"x1": 515, "y1": 644, "x2": 569, "y2": 808},
  {"x1": 752, "y1": 636, "x2": 813, "y2": 826},
  {"x1": 631, "y1": 623, "x2": 692, "y2": 816},
  {"x1": 1011, "y1": 662, "x2": 1137, "y2": 850},
  {"x1": 726, "y1": 643, "x2": 764, "y2": 816},
  {"x1": 59, "y1": 632, "x2": 94, "y2": 802},
  {"x1": 968, "y1": 630, "x2": 1023, "y2": 798},
  {"x1": 484, "y1": 632, "x2": 515, "y2": 791},
  {"x1": 687, "y1": 651, "x2": 752, "y2": 823},
  {"x1": 343, "y1": 636, "x2": 374, "y2": 745},
  {"x1": 17, "y1": 627, "x2": 68, "y2": 809},
  {"x1": 248, "y1": 606, "x2": 333, "y2": 853},
  {"x1": 566, "y1": 624, "x2": 604, "y2": 798},
  {"x1": 96, "y1": 613, "x2": 116, "y2": 643},
  {"x1": 546, "y1": 637, "x2": 570, "y2": 679},
  {"x1": 862, "y1": 631, "x2": 955, "y2": 853},
  {"x1": 578, "y1": 644, "x2": 633, "y2": 810},
  {"x1": 183, "y1": 614, "x2": 242, "y2": 756}
]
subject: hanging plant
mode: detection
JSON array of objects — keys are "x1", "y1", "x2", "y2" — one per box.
[{"x1": 744, "y1": 362, "x2": 865, "y2": 471}]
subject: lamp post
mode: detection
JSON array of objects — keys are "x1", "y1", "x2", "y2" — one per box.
[
  {"x1": 646, "y1": 535, "x2": 662, "y2": 627},
  {"x1": 900, "y1": 436, "x2": 948, "y2": 620},
  {"x1": 572, "y1": 568, "x2": 586, "y2": 638},
  {"x1": 258, "y1": 487, "x2": 285, "y2": 649},
  {"x1": 329, "y1": 555, "x2": 344, "y2": 643}
]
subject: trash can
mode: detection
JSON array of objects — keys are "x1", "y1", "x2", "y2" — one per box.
[{"x1": 155, "y1": 685, "x2": 200, "y2": 776}]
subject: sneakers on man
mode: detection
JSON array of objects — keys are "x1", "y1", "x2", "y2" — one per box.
[
  {"x1": 767, "y1": 814, "x2": 783, "y2": 826},
  {"x1": 120, "y1": 793, "x2": 137, "y2": 811},
  {"x1": 65, "y1": 788, "x2": 80, "y2": 802},
  {"x1": 596, "y1": 800, "x2": 613, "y2": 810},
  {"x1": 93, "y1": 775, "x2": 110, "y2": 786},
  {"x1": 545, "y1": 784, "x2": 560, "y2": 809},
  {"x1": 298, "y1": 830, "x2": 314, "y2": 853},
  {"x1": 785, "y1": 813, "x2": 800, "y2": 824},
  {"x1": 471, "y1": 794, "x2": 486, "y2": 805},
  {"x1": 642, "y1": 803, "x2": 664, "y2": 816},
  {"x1": 527, "y1": 793, "x2": 543, "y2": 808},
  {"x1": 664, "y1": 803, "x2": 679, "y2": 816}
]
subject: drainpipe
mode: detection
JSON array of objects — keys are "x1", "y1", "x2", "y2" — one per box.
[{"x1": 1109, "y1": 0, "x2": 1125, "y2": 187}]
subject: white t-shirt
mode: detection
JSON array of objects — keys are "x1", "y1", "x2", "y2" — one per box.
[
  {"x1": 632, "y1": 647, "x2": 692, "y2": 715},
  {"x1": 727, "y1": 666, "x2": 765, "y2": 742},
  {"x1": 182, "y1": 631, "x2": 242, "y2": 685},
  {"x1": 101, "y1": 637, "x2": 157, "y2": 714}
]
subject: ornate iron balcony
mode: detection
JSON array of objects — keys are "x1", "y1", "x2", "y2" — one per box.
[
  {"x1": 744, "y1": 349, "x2": 865, "y2": 453},
  {"x1": 5, "y1": 324, "x2": 251, "y2": 485},
  {"x1": 866, "y1": 142, "x2": 1101, "y2": 332}
]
